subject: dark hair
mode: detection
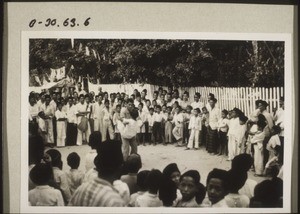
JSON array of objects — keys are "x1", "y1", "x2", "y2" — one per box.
[
  {"x1": 67, "y1": 152, "x2": 81, "y2": 169},
  {"x1": 257, "y1": 119, "x2": 267, "y2": 129},
  {"x1": 137, "y1": 170, "x2": 150, "y2": 192},
  {"x1": 30, "y1": 163, "x2": 53, "y2": 185},
  {"x1": 136, "y1": 92, "x2": 141, "y2": 98},
  {"x1": 116, "y1": 104, "x2": 121, "y2": 109},
  {"x1": 138, "y1": 102, "x2": 144, "y2": 108},
  {"x1": 231, "y1": 154, "x2": 253, "y2": 172},
  {"x1": 163, "y1": 163, "x2": 180, "y2": 179},
  {"x1": 183, "y1": 91, "x2": 189, "y2": 97},
  {"x1": 186, "y1": 105, "x2": 193, "y2": 110},
  {"x1": 251, "y1": 179, "x2": 283, "y2": 208},
  {"x1": 222, "y1": 109, "x2": 229, "y2": 115},
  {"x1": 149, "y1": 107, "x2": 154, "y2": 112},
  {"x1": 153, "y1": 91, "x2": 159, "y2": 95},
  {"x1": 127, "y1": 98, "x2": 134, "y2": 104},
  {"x1": 156, "y1": 105, "x2": 162, "y2": 110},
  {"x1": 104, "y1": 99, "x2": 110, "y2": 104},
  {"x1": 206, "y1": 168, "x2": 229, "y2": 192},
  {"x1": 88, "y1": 131, "x2": 101, "y2": 150},
  {"x1": 159, "y1": 176, "x2": 177, "y2": 206},
  {"x1": 194, "y1": 92, "x2": 201, "y2": 98},
  {"x1": 194, "y1": 108, "x2": 201, "y2": 114},
  {"x1": 95, "y1": 139, "x2": 124, "y2": 177},
  {"x1": 195, "y1": 183, "x2": 206, "y2": 204},
  {"x1": 46, "y1": 149, "x2": 62, "y2": 169},
  {"x1": 272, "y1": 125, "x2": 282, "y2": 135},
  {"x1": 146, "y1": 169, "x2": 163, "y2": 194},
  {"x1": 227, "y1": 170, "x2": 247, "y2": 193},
  {"x1": 124, "y1": 154, "x2": 142, "y2": 173},
  {"x1": 239, "y1": 114, "x2": 248, "y2": 123},
  {"x1": 180, "y1": 170, "x2": 200, "y2": 184}
]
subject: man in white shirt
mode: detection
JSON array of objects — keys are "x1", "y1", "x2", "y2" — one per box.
[
  {"x1": 191, "y1": 92, "x2": 204, "y2": 110},
  {"x1": 66, "y1": 96, "x2": 78, "y2": 146},
  {"x1": 75, "y1": 94, "x2": 91, "y2": 146},
  {"x1": 39, "y1": 94, "x2": 55, "y2": 146},
  {"x1": 207, "y1": 98, "x2": 221, "y2": 154},
  {"x1": 93, "y1": 94, "x2": 104, "y2": 132},
  {"x1": 171, "y1": 89, "x2": 182, "y2": 105}
]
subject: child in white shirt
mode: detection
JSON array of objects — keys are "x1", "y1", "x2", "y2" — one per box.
[
  {"x1": 266, "y1": 125, "x2": 282, "y2": 161},
  {"x1": 29, "y1": 163, "x2": 64, "y2": 206},
  {"x1": 217, "y1": 110, "x2": 229, "y2": 155},
  {"x1": 146, "y1": 108, "x2": 155, "y2": 144},
  {"x1": 152, "y1": 105, "x2": 164, "y2": 145},
  {"x1": 65, "y1": 152, "x2": 84, "y2": 196},
  {"x1": 186, "y1": 108, "x2": 202, "y2": 150}
]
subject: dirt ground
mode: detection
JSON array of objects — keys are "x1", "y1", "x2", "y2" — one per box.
[{"x1": 51, "y1": 143, "x2": 267, "y2": 185}]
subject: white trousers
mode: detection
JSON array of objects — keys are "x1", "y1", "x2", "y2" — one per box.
[
  {"x1": 253, "y1": 144, "x2": 264, "y2": 175},
  {"x1": 94, "y1": 118, "x2": 103, "y2": 132},
  {"x1": 187, "y1": 129, "x2": 199, "y2": 149},
  {"x1": 56, "y1": 121, "x2": 66, "y2": 147}
]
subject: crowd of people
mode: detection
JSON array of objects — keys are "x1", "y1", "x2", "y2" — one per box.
[{"x1": 28, "y1": 82, "x2": 284, "y2": 207}]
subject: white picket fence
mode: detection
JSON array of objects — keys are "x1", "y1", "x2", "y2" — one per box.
[
  {"x1": 155, "y1": 86, "x2": 284, "y2": 117},
  {"x1": 189, "y1": 86, "x2": 283, "y2": 117}
]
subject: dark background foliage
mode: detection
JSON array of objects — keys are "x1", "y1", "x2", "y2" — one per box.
[{"x1": 29, "y1": 38, "x2": 284, "y2": 87}]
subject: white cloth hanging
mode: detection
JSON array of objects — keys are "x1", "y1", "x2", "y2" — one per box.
[
  {"x1": 34, "y1": 75, "x2": 42, "y2": 86},
  {"x1": 50, "y1": 69, "x2": 56, "y2": 82},
  {"x1": 85, "y1": 46, "x2": 90, "y2": 56}
]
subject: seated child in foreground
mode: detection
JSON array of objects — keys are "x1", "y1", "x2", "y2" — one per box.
[
  {"x1": 128, "y1": 170, "x2": 150, "y2": 207},
  {"x1": 175, "y1": 170, "x2": 201, "y2": 207},
  {"x1": 65, "y1": 152, "x2": 84, "y2": 196},
  {"x1": 135, "y1": 169, "x2": 163, "y2": 207},
  {"x1": 121, "y1": 154, "x2": 142, "y2": 195},
  {"x1": 201, "y1": 168, "x2": 229, "y2": 207},
  {"x1": 29, "y1": 163, "x2": 64, "y2": 206}
]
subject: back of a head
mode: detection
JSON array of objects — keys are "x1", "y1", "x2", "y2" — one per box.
[
  {"x1": 95, "y1": 139, "x2": 124, "y2": 177},
  {"x1": 46, "y1": 149, "x2": 62, "y2": 168},
  {"x1": 137, "y1": 170, "x2": 150, "y2": 191},
  {"x1": 125, "y1": 154, "x2": 142, "y2": 173},
  {"x1": 159, "y1": 175, "x2": 177, "y2": 206},
  {"x1": 231, "y1": 154, "x2": 253, "y2": 172},
  {"x1": 146, "y1": 169, "x2": 163, "y2": 193},
  {"x1": 67, "y1": 152, "x2": 80, "y2": 169},
  {"x1": 252, "y1": 179, "x2": 283, "y2": 207},
  {"x1": 88, "y1": 131, "x2": 102, "y2": 151},
  {"x1": 30, "y1": 163, "x2": 53, "y2": 185},
  {"x1": 227, "y1": 170, "x2": 247, "y2": 193}
]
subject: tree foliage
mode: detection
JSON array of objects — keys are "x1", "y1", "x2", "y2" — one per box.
[{"x1": 29, "y1": 38, "x2": 284, "y2": 87}]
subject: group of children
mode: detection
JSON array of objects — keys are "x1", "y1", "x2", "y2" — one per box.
[
  {"x1": 28, "y1": 131, "x2": 283, "y2": 208},
  {"x1": 29, "y1": 84, "x2": 284, "y2": 178}
]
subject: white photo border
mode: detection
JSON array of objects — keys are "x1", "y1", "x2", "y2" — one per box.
[{"x1": 21, "y1": 31, "x2": 293, "y2": 213}]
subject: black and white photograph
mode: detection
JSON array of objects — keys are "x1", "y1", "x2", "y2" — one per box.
[{"x1": 21, "y1": 31, "x2": 292, "y2": 213}]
